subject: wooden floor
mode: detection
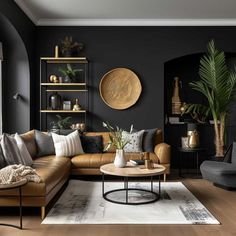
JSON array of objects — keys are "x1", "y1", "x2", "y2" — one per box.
[{"x1": 0, "y1": 177, "x2": 236, "y2": 236}]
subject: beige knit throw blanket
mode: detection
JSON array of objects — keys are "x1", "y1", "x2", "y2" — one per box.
[{"x1": 0, "y1": 164, "x2": 41, "y2": 184}]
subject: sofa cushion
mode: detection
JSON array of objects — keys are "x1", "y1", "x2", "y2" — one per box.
[
  {"x1": 123, "y1": 130, "x2": 145, "y2": 152},
  {"x1": 80, "y1": 135, "x2": 103, "y2": 153},
  {"x1": 14, "y1": 133, "x2": 33, "y2": 166},
  {"x1": 20, "y1": 130, "x2": 37, "y2": 159},
  {"x1": 35, "y1": 130, "x2": 55, "y2": 157},
  {"x1": 142, "y1": 129, "x2": 157, "y2": 152},
  {"x1": 71, "y1": 152, "x2": 159, "y2": 169},
  {"x1": 85, "y1": 132, "x2": 116, "y2": 153},
  {"x1": 52, "y1": 130, "x2": 84, "y2": 157},
  {"x1": 0, "y1": 155, "x2": 71, "y2": 197},
  {"x1": 0, "y1": 134, "x2": 23, "y2": 165}
]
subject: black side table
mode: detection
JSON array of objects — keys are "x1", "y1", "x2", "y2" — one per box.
[
  {"x1": 178, "y1": 147, "x2": 205, "y2": 177},
  {"x1": 0, "y1": 179, "x2": 27, "y2": 229}
]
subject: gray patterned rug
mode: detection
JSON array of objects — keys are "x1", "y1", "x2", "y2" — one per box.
[{"x1": 42, "y1": 180, "x2": 219, "y2": 224}]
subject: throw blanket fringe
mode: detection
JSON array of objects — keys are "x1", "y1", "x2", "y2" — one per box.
[{"x1": 0, "y1": 164, "x2": 41, "y2": 184}]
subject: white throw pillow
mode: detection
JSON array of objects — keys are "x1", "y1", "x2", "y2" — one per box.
[
  {"x1": 52, "y1": 130, "x2": 84, "y2": 157},
  {"x1": 15, "y1": 133, "x2": 33, "y2": 166},
  {"x1": 122, "y1": 130, "x2": 145, "y2": 152}
]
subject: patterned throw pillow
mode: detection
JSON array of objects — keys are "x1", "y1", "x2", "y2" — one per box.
[
  {"x1": 15, "y1": 133, "x2": 34, "y2": 166},
  {"x1": 52, "y1": 130, "x2": 84, "y2": 157},
  {"x1": 80, "y1": 135, "x2": 103, "y2": 153},
  {"x1": 122, "y1": 130, "x2": 145, "y2": 152}
]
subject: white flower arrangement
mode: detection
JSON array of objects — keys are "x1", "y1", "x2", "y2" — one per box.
[{"x1": 102, "y1": 122, "x2": 133, "y2": 151}]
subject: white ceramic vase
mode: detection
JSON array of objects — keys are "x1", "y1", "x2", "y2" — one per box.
[{"x1": 114, "y1": 149, "x2": 126, "y2": 168}]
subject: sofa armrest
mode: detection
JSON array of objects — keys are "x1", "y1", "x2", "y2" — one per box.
[{"x1": 154, "y1": 143, "x2": 171, "y2": 165}]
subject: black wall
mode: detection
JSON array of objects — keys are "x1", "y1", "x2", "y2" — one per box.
[
  {"x1": 0, "y1": 0, "x2": 35, "y2": 133},
  {"x1": 36, "y1": 26, "x2": 236, "y2": 132}
]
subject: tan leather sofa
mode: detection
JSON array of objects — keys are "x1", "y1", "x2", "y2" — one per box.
[{"x1": 0, "y1": 129, "x2": 171, "y2": 219}]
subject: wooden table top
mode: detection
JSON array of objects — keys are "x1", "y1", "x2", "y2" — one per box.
[{"x1": 100, "y1": 163, "x2": 166, "y2": 177}]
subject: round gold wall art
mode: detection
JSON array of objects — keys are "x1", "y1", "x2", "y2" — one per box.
[{"x1": 99, "y1": 68, "x2": 142, "y2": 110}]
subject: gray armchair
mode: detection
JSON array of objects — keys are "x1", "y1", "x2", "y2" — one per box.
[{"x1": 200, "y1": 143, "x2": 236, "y2": 189}]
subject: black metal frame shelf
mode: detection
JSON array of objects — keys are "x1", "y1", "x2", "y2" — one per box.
[{"x1": 40, "y1": 57, "x2": 89, "y2": 131}]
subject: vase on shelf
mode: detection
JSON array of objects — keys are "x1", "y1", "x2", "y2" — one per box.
[
  {"x1": 114, "y1": 149, "x2": 126, "y2": 168},
  {"x1": 49, "y1": 92, "x2": 61, "y2": 110},
  {"x1": 172, "y1": 77, "x2": 182, "y2": 114}
]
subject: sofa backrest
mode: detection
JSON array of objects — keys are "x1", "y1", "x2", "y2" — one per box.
[
  {"x1": 85, "y1": 129, "x2": 163, "y2": 153},
  {"x1": 154, "y1": 129, "x2": 163, "y2": 146}
]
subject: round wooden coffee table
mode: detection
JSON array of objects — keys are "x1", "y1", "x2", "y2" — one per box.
[{"x1": 100, "y1": 163, "x2": 166, "y2": 205}]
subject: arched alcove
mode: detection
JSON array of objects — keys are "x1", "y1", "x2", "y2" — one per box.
[
  {"x1": 0, "y1": 13, "x2": 30, "y2": 133},
  {"x1": 164, "y1": 52, "x2": 236, "y2": 168}
]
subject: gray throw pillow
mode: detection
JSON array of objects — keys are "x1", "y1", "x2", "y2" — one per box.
[
  {"x1": 81, "y1": 135, "x2": 103, "y2": 153},
  {"x1": 35, "y1": 130, "x2": 55, "y2": 157},
  {"x1": 0, "y1": 134, "x2": 22, "y2": 165},
  {"x1": 15, "y1": 133, "x2": 33, "y2": 166},
  {"x1": 142, "y1": 129, "x2": 157, "y2": 152}
]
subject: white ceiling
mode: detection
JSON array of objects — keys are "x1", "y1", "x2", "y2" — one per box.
[{"x1": 15, "y1": 0, "x2": 236, "y2": 26}]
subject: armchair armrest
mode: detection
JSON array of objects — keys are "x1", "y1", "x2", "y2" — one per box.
[{"x1": 154, "y1": 143, "x2": 171, "y2": 165}]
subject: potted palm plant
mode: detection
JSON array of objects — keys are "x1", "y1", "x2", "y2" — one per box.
[
  {"x1": 102, "y1": 122, "x2": 132, "y2": 168},
  {"x1": 183, "y1": 40, "x2": 236, "y2": 158}
]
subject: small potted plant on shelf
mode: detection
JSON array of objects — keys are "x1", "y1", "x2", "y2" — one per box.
[
  {"x1": 59, "y1": 36, "x2": 84, "y2": 57},
  {"x1": 50, "y1": 115, "x2": 72, "y2": 135},
  {"x1": 59, "y1": 64, "x2": 83, "y2": 83},
  {"x1": 102, "y1": 121, "x2": 133, "y2": 168}
]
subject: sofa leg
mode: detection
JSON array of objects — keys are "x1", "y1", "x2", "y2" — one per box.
[
  {"x1": 163, "y1": 174, "x2": 166, "y2": 182},
  {"x1": 41, "y1": 206, "x2": 45, "y2": 220}
]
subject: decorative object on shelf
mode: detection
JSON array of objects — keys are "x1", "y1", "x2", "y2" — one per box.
[
  {"x1": 180, "y1": 102, "x2": 186, "y2": 113},
  {"x1": 55, "y1": 45, "x2": 59, "y2": 58},
  {"x1": 182, "y1": 40, "x2": 236, "y2": 157},
  {"x1": 63, "y1": 101, "x2": 72, "y2": 110},
  {"x1": 181, "y1": 137, "x2": 189, "y2": 148},
  {"x1": 171, "y1": 77, "x2": 182, "y2": 114},
  {"x1": 72, "y1": 98, "x2": 81, "y2": 111},
  {"x1": 99, "y1": 68, "x2": 142, "y2": 110},
  {"x1": 102, "y1": 121, "x2": 133, "y2": 168},
  {"x1": 58, "y1": 76, "x2": 63, "y2": 83},
  {"x1": 59, "y1": 64, "x2": 82, "y2": 83},
  {"x1": 71, "y1": 123, "x2": 86, "y2": 132},
  {"x1": 187, "y1": 130, "x2": 200, "y2": 148},
  {"x1": 49, "y1": 75, "x2": 59, "y2": 83},
  {"x1": 49, "y1": 92, "x2": 62, "y2": 110},
  {"x1": 168, "y1": 116, "x2": 184, "y2": 124},
  {"x1": 59, "y1": 36, "x2": 84, "y2": 57},
  {"x1": 50, "y1": 123, "x2": 60, "y2": 134}
]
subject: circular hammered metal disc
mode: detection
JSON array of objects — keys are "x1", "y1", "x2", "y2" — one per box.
[{"x1": 99, "y1": 68, "x2": 142, "y2": 110}]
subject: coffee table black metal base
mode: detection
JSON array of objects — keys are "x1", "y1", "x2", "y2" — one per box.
[{"x1": 102, "y1": 174, "x2": 161, "y2": 205}]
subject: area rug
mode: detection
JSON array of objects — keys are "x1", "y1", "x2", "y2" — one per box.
[{"x1": 42, "y1": 180, "x2": 219, "y2": 224}]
